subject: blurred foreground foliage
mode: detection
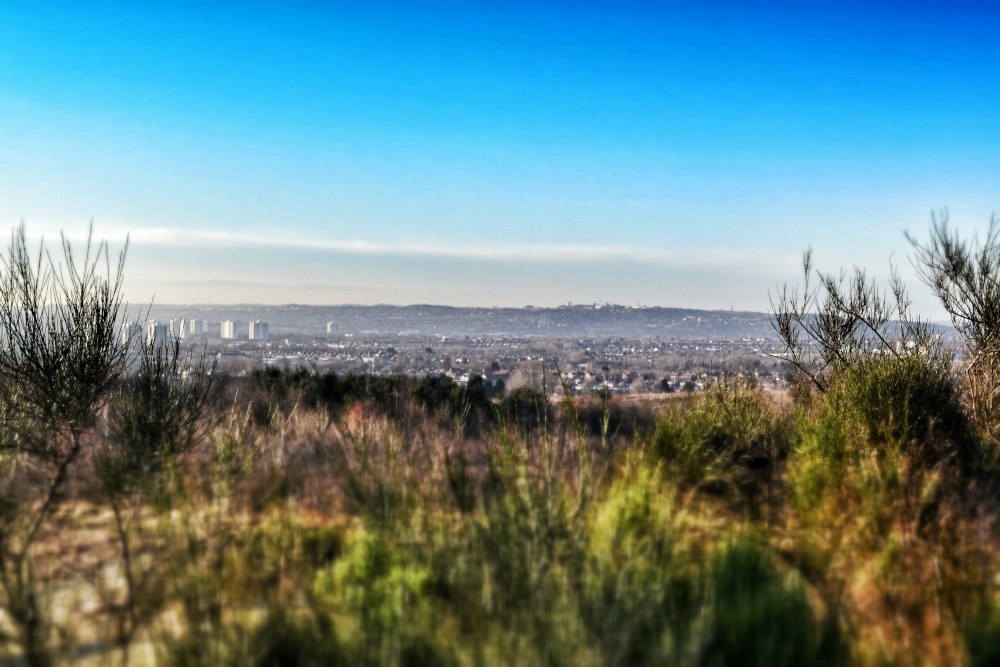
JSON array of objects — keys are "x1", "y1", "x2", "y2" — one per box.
[{"x1": 4, "y1": 217, "x2": 1000, "y2": 665}]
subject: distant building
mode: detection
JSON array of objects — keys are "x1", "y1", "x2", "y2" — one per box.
[
  {"x1": 188, "y1": 318, "x2": 204, "y2": 336},
  {"x1": 120, "y1": 321, "x2": 142, "y2": 346},
  {"x1": 146, "y1": 320, "x2": 169, "y2": 347},
  {"x1": 248, "y1": 321, "x2": 269, "y2": 341},
  {"x1": 171, "y1": 318, "x2": 191, "y2": 339},
  {"x1": 220, "y1": 320, "x2": 237, "y2": 340},
  {"x1": 326, "y1": 321, "x2": 337, "y2": 334}
]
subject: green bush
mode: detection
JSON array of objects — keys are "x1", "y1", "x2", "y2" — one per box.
[
  {"x1": 651, "y1": 375, "x2": 793, "y2": 481},
  {"x1": 313, "y1": 529, "x2": 447, "y2": 666},
  {"x1": 967, "y1": 599, "x2": 1000, "y2": 667},
  {"x1": 496, "y1": 386, "x2": 549, "y2": 433},
  {"x1": 234, "y1": 607, "x2": 348, "y2": 667},
  {"x1": 697, "y1": 536, "x2": 846, "y2": 667},
  {"x1": 411, "y1": 373, "x2": 459, "y2": 415},
  {"x1": 831, "y1": 355, "x2": 971, "y2": 461},
  {"x1": 248, "y1": 368, "x2": 410, "y2": 418},
  {"x1": 582, "y1": 467, "x2": 695, "y2": 664}
]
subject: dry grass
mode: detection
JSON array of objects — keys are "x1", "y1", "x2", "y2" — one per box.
[{"x1": 0, "y1": 371, "x2": 997, "y2": 665}]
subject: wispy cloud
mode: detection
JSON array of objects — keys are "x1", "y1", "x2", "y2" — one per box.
[
  {"x1": 22, "y1": 224, "x2": 798, "y2": 275},
  {"x1": 154, "y1": 278, "x2": 367, "y2": 292}
]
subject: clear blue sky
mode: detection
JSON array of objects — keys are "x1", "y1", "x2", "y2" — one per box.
[{"x1": 1, "y1": 1, "x2": 998, "y2": 312}]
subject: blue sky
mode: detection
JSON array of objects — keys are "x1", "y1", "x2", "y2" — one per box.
[{"x1": 1, "y1": 1, "x2": 998, "y2": 312}]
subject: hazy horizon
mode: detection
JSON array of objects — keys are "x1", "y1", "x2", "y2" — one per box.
[{"x1": 2, "y1": 1, "x2": 998, "y2": 319}]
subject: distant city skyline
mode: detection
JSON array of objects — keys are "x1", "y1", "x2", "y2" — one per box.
[{"x1": 2, "y1": 1, "x2": 998, "y2": 318}]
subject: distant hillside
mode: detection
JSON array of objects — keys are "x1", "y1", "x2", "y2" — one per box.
[{"x1": 141, "y1": 303, "x2": 780, "y2": 339}]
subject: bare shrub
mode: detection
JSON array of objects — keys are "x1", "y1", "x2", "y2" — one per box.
[
  {"x1": 0, "y1": 225, "x2": 128, "y2": 665},
  {"x1": 908, "y1": 212, "x2": 1000, "y2": 446}
]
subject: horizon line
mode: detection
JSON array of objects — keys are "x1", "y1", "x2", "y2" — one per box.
[{"x1": 141, "y1": 301, "x2": 769, "y2": 313}]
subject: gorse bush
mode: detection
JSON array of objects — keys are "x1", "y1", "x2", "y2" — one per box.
[
  {"x1": 768, "y1": 219, "x2": 1000, "y2": 664},
  {"x1": 250, "y1": 368, "x2": 504, "y2": 435},
  {"x1": 581, "y1": 466, "x2": 692, "y2": 663},
  {"x1": 696, "y1": 535, "x2": 846, "y2": 667},
  {"x1": 0, "y1": 226, "x2": 130, "y2": 666},
  {"x1": 837, "y1": 356, "x2": 962, "y2": 449},
  {"x1": 495, "y1": 385, "x2": 549, "y2": 433},
  {"x1": 803, "y1": 353, "x2": 976, "y2": 473},
  {"x1": 909, "y1": 213, "x2": 1000, "y2": 444},
  {"x1": 105, "y1": 340, "x2": 221, "y2": 477},
  {"x1": 651, "y1": 373, "x2": 794, "y2": 482}
]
